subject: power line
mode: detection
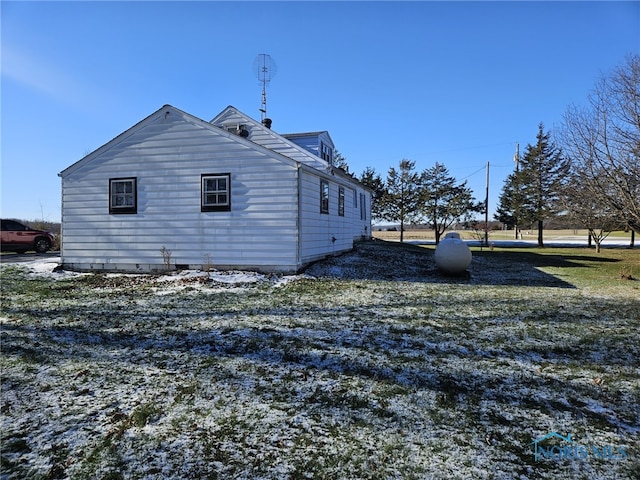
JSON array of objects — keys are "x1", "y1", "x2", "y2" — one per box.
[
  {"x1": 458, "y1": 165, "x2": 487, "y2": 182},
  {"x1": 420, "y1": 141, "x2": 515, "y2": 156}
]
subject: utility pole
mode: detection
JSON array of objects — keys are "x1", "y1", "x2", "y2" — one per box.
[
  {"x1": 513, "y1": 142, "x2": 520, "y2": 240},
  {"x1": 484, "y1": 161, "x2": 489, "y2": 246}
]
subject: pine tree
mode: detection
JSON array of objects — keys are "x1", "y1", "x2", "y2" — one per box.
[
  {"x1": 495, "y1": 170, "x2": 526, "y2": 239},
  {"x1": 332, "y1": 150, "x2": 350, "y2": 173},
  {"x1": 379, "y1": 160, "x2": 422, "y2": 242},
  {"x1": 420, "y1": 162, "x2": 482, "y2": 244},
  {"x1": 359, "y1": 166, "x2": 386, "y2": 222},
  {"x1": 518, "y1": 124, "x2": 570, "y2": 246}
]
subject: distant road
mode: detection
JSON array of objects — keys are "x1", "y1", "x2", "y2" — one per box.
[{"x1": 0, "y1": 252, "x2": 60, "y2": 264}]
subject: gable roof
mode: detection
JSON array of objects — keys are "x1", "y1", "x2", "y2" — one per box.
[
  {"x1": 60, "y1": 104, "x2": 371, "y2": 192},
  {"x1": 210, "y1": 106, "x2": 370, "y2": 191},
  {"x1": 59, "y1": 104, "x2": 300, "y2": 178},
  {"x1": 281, "y1": 130, "x2": 335, "y2": 148},
  {"x1": 210, "y1": 106, "x2": 332, "y2": 172}
]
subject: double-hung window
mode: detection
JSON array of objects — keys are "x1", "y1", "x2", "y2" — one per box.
[
  {"x1": 338, "y1": 187, "x2": 345, "y2": 216},
  {"x1": 320, "y1": 142, "x2": 333, "y2": 164},
  {"x1": 201, "y1": 173, "x2": 231, "y2": 212},
  {"x1": 109, "y1": 177, "x2": 137, "y2": 214},
  {"x1": 320, "y1": 180, "x2": 330, "y2": 214}
]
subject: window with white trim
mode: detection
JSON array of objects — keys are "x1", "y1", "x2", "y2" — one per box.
[
  {"x1": 320, "y1": 142, "x2": 333, "y2": 164},
  {"x1": 320, "y1": 180, "x2": 329, "y2": 214},
  {"x1": 201, "y1": 173, "x2": 231, "y2": 212},
  {"x1": 109, "y1": 177, "x2": 137, "y2": 214},
  {"x1": 338, "y1": 187, "x2": 345, "y2": 216}
]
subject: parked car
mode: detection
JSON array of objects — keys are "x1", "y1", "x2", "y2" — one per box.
[{"x1": 0, "y1": 219, "x2": 56, "y2": 253}]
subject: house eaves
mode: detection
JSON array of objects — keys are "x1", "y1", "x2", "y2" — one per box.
[
  {"x1": 210, "y1": 106, "x2": 369, "y2": 190},
  {"x1": 211, "y1": 106, "x2": 332, "y2": 169},
  {"x1": 59, "y1": 104, "x2": 302, "y2": 178}
]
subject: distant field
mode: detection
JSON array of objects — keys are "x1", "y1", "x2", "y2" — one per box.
[{"x1": 373, "y1": 228, "x2": 636, "y2": 244}]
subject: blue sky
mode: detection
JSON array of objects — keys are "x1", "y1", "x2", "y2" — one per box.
[{"x1": 2, "y1": 1, "x2": 638, "y2": 223}]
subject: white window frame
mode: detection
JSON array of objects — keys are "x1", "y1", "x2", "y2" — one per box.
[
  {"x1": 109, "y1": 177, "x2": 137, "y2": 214},
  {"x1": 320, "y1": 180, "x2": 330, "y2": 214},
  {"x1": 201, "y1": 173, "x2": 231, "y2": 212}
]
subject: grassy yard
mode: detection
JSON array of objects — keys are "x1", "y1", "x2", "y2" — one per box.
[{"x1": 1, "y1": 241, "x2": 639, "y2": 479}]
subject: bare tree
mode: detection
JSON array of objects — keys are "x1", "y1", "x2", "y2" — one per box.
[
  {"x1": 559, "y1": 54, "x2": 640, "y2": 233},
  {"x1": 559, "y1": 169, "x2": 624, "y2": 252}
]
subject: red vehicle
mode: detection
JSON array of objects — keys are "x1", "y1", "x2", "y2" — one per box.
[{"x1": 0, "y1": 219, "x2": 56, "y2": 253}]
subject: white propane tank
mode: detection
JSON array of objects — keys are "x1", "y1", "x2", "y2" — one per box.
[{"x1": 434, "y1": 232, "x2": 472, "y2": 274}]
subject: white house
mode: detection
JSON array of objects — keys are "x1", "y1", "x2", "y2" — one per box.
[{"x1": 58, "y1": 104, "x2": 372, "y2": 273}]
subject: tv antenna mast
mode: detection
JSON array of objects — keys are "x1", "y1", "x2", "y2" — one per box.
[{"x1": 253, "y1": 54, "x2": 277, "y2": 126}]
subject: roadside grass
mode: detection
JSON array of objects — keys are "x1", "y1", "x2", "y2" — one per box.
[
  {"x1": 1, "y1": 241, "x2": 639, "y2": 479},
  {"x1": 468, "y1": 246, "x2": 640, "y2": 288}
]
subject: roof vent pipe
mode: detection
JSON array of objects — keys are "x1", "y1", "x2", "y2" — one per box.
[{"x1": 262, "y1": 118, "x2": 272, "y2": 129}]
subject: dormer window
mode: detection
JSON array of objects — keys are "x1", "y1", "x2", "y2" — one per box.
[{"x1": 320, "y1": 142, "x2": 333, "y2": 164}]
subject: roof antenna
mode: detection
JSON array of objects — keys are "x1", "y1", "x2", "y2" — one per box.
[{"x1": 253, "y1": 53, "x2": 277, "y2": 128}]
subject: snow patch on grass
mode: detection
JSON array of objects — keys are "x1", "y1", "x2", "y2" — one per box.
[{"x1": 2, "y1": 243, "x2": 639, "y2": 479}]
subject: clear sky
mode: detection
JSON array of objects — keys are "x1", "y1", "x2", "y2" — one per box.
[{"x1": 2, "y1": 1, "x2": 638, "y2": 223}]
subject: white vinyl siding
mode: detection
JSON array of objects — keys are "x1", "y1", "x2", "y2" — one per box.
[
  {"x1": 298, "y1": 171, "x2": 370, "y2": 264},
  {"x1": 61, "y1": 105, "x2": 371, "y2": 273},
  {"x1": 61, "y1": 110, "x2": 300, "y2": 272}
]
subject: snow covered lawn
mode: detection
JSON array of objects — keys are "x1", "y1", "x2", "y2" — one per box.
[{"x1": 1, "y1": 241, "x2": 639, "y2": 479}]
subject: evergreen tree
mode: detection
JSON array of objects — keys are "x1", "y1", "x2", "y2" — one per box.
[
  {"x1": 379, "y1": 159, "x2": 422, "y2": 242},
  {"x1": 518, "y1": 124, "x2": 570, "y2": 246},
  {"x1": 495, "y1": 169, "x2": 526, "y2": 239},
  {"x1": 420, "y1": 162, "x2": 482, "y2": 244},
  {"x1": 332, "y1": 150, "x2": 350, "y2": 173},
  {"x1": 359, "y1": 166, "x2": 386, "y2": 222}
]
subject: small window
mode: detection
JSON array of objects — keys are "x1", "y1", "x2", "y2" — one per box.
[
  {"x1": 202, "y1": 173, "x2": 231, "y2": 212},
  {"x1": 109, "y1": 177, "x2": 137, "y2": 214},
  {"x1": 360, "y1": 193, "x2": 366, "y2": 220},
  {"x1": 338, "y1": 187, "x2": 345, "y2": 216},
  {"x1": 320, "y1": 180, "x2": 329, "y2": 214},
  {"x1": 320, "y1": 142, "x2": 333, "y2": 164}
]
